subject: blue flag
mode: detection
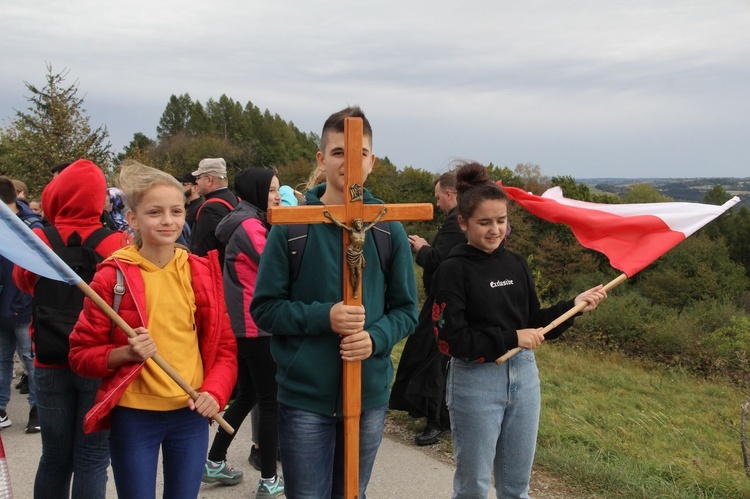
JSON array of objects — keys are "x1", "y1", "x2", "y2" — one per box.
[{"x1": 0, "y1": 201, "x2": 81, "y2": 285}]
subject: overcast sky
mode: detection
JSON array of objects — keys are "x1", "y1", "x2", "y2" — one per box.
[{"x1": 2, "y1": 0, "x2": 749, "y2": 179}]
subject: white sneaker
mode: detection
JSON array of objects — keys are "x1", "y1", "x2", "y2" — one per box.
[{"x1": 0, "y1": 409, "x2": 12, "y2": 428}]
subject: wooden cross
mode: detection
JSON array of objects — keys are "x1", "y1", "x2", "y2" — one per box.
[{"x1": 267, "y1": 117, "x2": 433, "y2": 498}]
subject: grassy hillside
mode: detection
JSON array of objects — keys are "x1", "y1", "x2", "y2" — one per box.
[{"x1": 535, "y1": 345, "x2": 748, "y2": 498}]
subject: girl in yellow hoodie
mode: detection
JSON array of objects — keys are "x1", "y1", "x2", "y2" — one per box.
[{"x1": 69, "y1": 160, "x2": 237, "y2": 498}]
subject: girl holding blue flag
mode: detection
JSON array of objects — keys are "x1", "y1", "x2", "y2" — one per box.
[
  {"x1": 68, "y1": 160, "x2": 237, "y2": 498},
  {"x1": 431, "y1": 162, "x2": 607, "y2": 499}
]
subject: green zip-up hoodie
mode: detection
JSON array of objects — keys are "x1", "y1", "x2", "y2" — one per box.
[{"x1": 251, "y1": 184, "x2": 418, "y2": 416}]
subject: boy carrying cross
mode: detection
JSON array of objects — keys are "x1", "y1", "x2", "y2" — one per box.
[{"x1": 251, "y1": 106, "x2": 418, "y2": 498}]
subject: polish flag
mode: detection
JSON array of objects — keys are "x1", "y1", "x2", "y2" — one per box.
[{"x1": 499, "y1": 184, "x2": 741, "y2": 277}]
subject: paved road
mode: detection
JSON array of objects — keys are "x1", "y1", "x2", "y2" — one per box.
[{"x1": 0, "y1": 385, "x2": 456, "y2": 498}]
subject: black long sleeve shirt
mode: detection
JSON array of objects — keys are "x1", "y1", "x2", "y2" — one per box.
[{"x1": 431, "y1": 243, "x2": 575, "y2": 362}]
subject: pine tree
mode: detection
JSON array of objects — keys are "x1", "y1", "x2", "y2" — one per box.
[
  {"x1": 156, "y1": 93, "x2": 193, "y2": 140},
  {"x1": 0, "y1": 64, "x2": 112, "y2": 195}
]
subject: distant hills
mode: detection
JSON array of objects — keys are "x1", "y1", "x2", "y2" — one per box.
[{"x1": 577, "y1": 177, "x2": 750, "y2": 206}]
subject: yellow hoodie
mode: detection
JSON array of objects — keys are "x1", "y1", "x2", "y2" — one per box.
[{"x1": 114, "y1": 246, "x2": 205, "y2": 411}]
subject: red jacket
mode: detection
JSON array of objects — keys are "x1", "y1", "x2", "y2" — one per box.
[{"x1": 68, "y1": 249, "x2": 238, "y2": 433}]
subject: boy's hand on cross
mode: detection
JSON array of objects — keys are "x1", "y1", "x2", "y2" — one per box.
[
  {"x1": 330, "y1": 301, "x2": 366, "y2": 336},
  {"x1": 340, "y1": 331, "x2": 373, "y2": 361}
]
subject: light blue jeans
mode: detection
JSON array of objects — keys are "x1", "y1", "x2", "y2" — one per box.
[
  {"x1": 447, "y1": 350, "x2": 541, "y2": 499},
  {"x1": 0, "y1": 320, "x2": 36, "y2": 409},
  {"x1": 278, "y1": 403, "x2": 387, "y2": 499}
]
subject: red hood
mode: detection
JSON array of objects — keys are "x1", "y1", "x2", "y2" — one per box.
[{"x1": 43, "y1": 159, "x2": 107, "y2": 239}]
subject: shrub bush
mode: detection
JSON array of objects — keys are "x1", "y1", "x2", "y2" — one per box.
[{"x1": 701, "y1": 315, "x2": 750, "y2": 386}]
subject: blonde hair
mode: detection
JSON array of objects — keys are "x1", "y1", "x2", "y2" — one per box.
[
  {"x1": 118, "y1": 159, "x2": 184, "y2": 247},
  {"x1": 118, "y1": 160, "x2": 182, "y2": 211},
  {"x1": 301, "y1": 166, "x2": 326, "y2": 192}
]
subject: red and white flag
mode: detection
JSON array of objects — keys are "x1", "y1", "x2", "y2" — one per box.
[{"x1": 500, "y1": 184, "x2": 740, "y2": 277}]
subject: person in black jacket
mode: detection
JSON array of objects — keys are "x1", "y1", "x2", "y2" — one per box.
[
  {"x1": 432, "y1": 162, "x2": 607, "y2": 498},
  {"x1": 177, "y1": 172, "x2": 204, "y2": 231},
  {"x1": 0, "y1": 176, "x2": 43, "y2": 433},
  {"x1": 188, "y1": 158, "x2": 238, "y2": 265},
  {"x1": 389, "y1": 171, "x2": 466, "y2": 446}
]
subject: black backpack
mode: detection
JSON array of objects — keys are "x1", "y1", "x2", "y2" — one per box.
[
  {"x1": 287, "y1": 221, "x2": 392, "y2": 282},
  {"x1": 32, "y1": 226, "x2": 114, "y2": 365}
]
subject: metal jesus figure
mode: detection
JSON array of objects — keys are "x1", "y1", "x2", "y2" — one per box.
[{"x1": 324, "y1": 208, "x2": 387, "y2": 298}]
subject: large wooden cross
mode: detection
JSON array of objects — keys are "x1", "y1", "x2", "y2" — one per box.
[{"x1": 267, "y1": 117, "x2": 433, "y2": 498}]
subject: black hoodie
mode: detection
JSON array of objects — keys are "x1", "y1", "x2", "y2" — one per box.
[{"x1": 431, "y1": 243, "x2": 576, "y2": 362}]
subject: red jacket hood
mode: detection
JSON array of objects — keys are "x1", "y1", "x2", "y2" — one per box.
[{"x1": 43, "y1": 159, "x2": 107, "y2": 239}]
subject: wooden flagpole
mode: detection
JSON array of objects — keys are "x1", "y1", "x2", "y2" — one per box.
[{"x1": 495, "y1": 272, "x2": 628, "y2": 364}]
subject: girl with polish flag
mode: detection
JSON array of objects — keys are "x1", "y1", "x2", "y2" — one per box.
[{"x1": 431, "y1": 163, "x2": 607, "y2": 498}]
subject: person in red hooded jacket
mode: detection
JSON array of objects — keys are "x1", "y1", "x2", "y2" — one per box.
[
  {"x1": 68, "y1": 159, "x2": 237, "y2": 498},
  {"x1": 14, "y1": 159, "x2": 126, "y2": 499}
]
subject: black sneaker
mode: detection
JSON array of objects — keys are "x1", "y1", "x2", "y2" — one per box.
[
  {"x1": 15, "y1": 373, "x2": 27, "y2": 389},
  {"x1": 248, "y1": 446, "x2": 261, "y2": 471},
  {"x1": 0, "y1": 409, "x2": 11, "y2": 429},
  {"x1": 415, "y1": 426, "x2": 449, "y2": 446},
  {"x1": 17, "y1": 374, "x2": 29, "y2": 394},
  {"x1": 248, "y1": 445, "x2": 283, "y2": 470},
  {"x1": 26, "y1": 406, "x2": 41, "y2": 433}
]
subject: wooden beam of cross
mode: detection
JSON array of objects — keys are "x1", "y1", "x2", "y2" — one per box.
[{"x1": 267, "y1": 117, "x2": 433, "y2": 498}]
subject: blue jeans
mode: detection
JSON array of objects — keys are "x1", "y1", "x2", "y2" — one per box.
[
  {"x1": 447, "y1": 351, "x2": 541, "y2": 499},
  {"x1": 109, "y1": 406, "x2": 208, "y2": 499},
  {"x1": 33, "y1": 366, "x2": 109, "y2": 499},
  {"x1": 0, "y1": 320, "x2": 36, "y2": 409},
  {"x1": 278, "y1": 403, "x2": 387, "y2": 499}
]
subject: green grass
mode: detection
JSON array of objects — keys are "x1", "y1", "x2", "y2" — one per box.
[{"x1": 535, "y1": 345, "x2": 749, "y2": 498}]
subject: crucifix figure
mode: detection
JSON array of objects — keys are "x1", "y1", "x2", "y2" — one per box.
[
  {"x1": 264, "y1": 116, "x2": 433, "y2": 498},
  {"x1": 324, "y1": 208, "x2": 387, "y2": 298}
]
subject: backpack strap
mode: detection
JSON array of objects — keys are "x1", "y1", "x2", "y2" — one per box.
[
  {"x1": 42, "y1": 226, "x2": 113, "y2": 251},
  {"x1": 195, "y1": 197, "x2": 235, "y2": 221},
  {"x1": 42, "y1": 226, "x2": 66, "y2": 250},
  {"x1": 110, "y1": 267, "x2": 125, "y2": 342},
  {"x1": 286, "y1": 220, "x2": 392, "y2": 282},
  {"x1": 112, "y1": 267, "x2": 125, "y2": 314},
  {"x1": 287, "y1": 225, "x2": 309, "y2": 282},
  {"x1": 82, "y1": 227, "x2": 115, "y2": 251},
  {"x1": 371, "y1": 221, "x2": 392, "y2": 275}
]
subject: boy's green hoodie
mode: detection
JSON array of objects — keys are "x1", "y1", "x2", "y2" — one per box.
[{"x1": 251, "y1": 183, "x2": 418, "y2": 416}]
